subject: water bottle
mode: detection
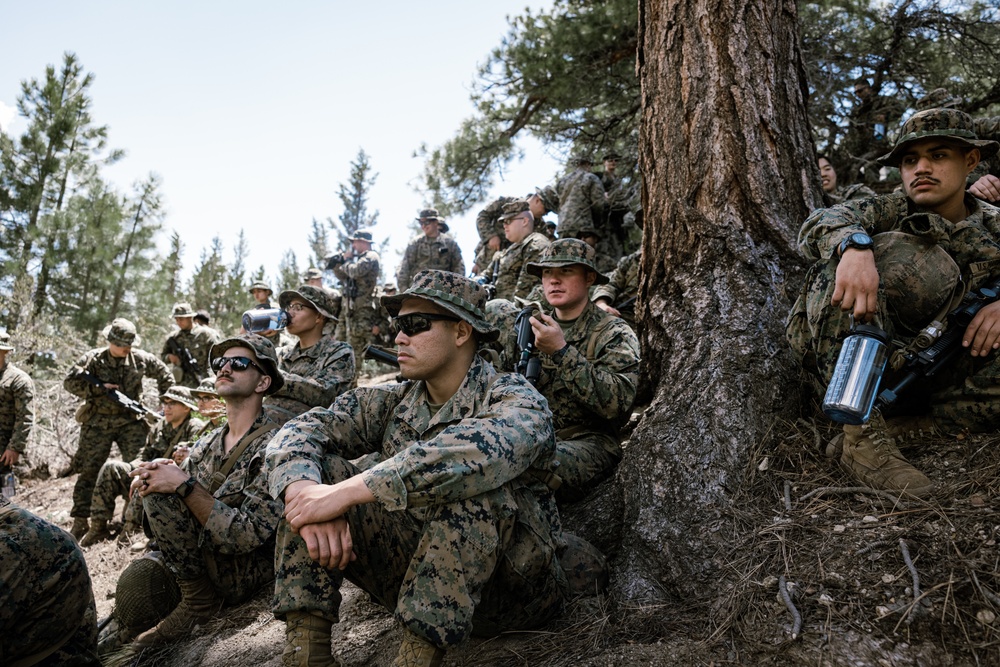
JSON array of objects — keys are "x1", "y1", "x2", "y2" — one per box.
[
  {"x1": 242, "y1": 307, "x2": 289, "y2": 333},
  {"x1": 2, "y1": 471, "x2": 15, "y2": 499},
  {"x1": 822, "y1": 323, "x2": 890, "y2": 425}
]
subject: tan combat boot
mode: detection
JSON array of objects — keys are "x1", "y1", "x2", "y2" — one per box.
[
  {"x1": 840, "y1": 417, "x2": 934, "y2": 499},
  {"x1": 883, "y1": 415, "x2": 940, "y2": 446},
  {"x1": 80, "y1": 518, "x2": 112, "y2": 547},
  {"x1": 393, "y1": 629, "x2": 444, "y2": 667},
  {"x1": 282, "y1": 612, "x2": 334, "y2": 667},
  {"x1": 132, "y1": 574, "x2": 222, "y2": 647},
  {"x1": 70, "y1": 517, "x2": 89, "y2": 541}
]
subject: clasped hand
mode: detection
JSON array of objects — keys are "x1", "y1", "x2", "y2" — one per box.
[{"x1": 128, "y1": 458, "x2": 188, "y2": 498}]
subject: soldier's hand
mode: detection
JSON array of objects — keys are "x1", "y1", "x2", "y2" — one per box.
[
  {"x1": 831, "y1": 248, "x2": 879, "y2": 321},
  {"x1": 969, "y1": 175, "x2": 1000, "y2": 204},
  {"x1": 103, "y1": 383, "x2": 120, "y2": 390},
  {"x1": 299, "y1": 519, "x2": 356, "y2": 570},
  {"x1": 0, "y1": 449, "x2": 18, "y2": 467},
  {"x1": 166, "y1": 353, "x2": 181, "y2": 366},
  {"x1": 372, "y1": 325, "x2": 380, "y2": 336},
  {"x1": 530, "y1": 312, "x2": 568, "y2": 355},
  {"x1": 130, "y1": 458, "x2": 183, "y2": 496},
  {"x1": 964, "y1": 300, "x2": 1000, "y2": 357},
  {"x1": 284, "y1": 476, "x2": 375, "y2": 530},
  {"x1": 594, "y1": 299, "x2": 621, "y2": 317},
  {"x1": 488, "y1": 235, "x2": 501, "y2": 252}
]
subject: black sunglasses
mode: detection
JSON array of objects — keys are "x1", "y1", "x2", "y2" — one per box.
[
  {"x1": 211, "y1": 355, "x2": 266, "y2": 374},
  {"x1": 390, "y1": 312, "x2": 461, "y2": 337}
]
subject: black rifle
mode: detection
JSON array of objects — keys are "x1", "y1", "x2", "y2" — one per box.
[
  {"x1": 78, "y1": 372, "x2": 162, "y2": 421},
  {"x1": 514, "y1": 306, "x2": 541, "y2": 386},
  {"x1": 615, "y1": 295, "x2": 636, "y2": 312},
  {"x1": 471, "y1": 273, "x2": 496, "y2": 301},
  {"x1": 876, "y1": 276, "x2": 1000, "y2": 412},
  {"x1": 363, "y1": 345, "x2": 399, "y2": 368},
  {"x1": 164, "y1": 337, "x2": 201, "y2": 382}
]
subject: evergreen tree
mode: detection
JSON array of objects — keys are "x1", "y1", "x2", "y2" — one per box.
[
  {"x1": 307, "y1": 217, "x2": 330, "y2": 269},
  {"x1": 330, "y1": 148, "x2": 379, "y2": 250},
  {"x1": 275, "y1": 250, "x2": 301, "y2": 294}
]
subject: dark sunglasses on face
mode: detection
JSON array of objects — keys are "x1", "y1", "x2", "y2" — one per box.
[
  {"x1": 210, "y1": 355, "x2": 265, "y2": 374},
  {"x1": 390, "y1": 312, "x2": 462, "y2": 337}
]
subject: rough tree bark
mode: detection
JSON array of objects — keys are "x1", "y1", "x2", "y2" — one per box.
[{"x1": 618, "y1": 0, "x2": 820, "y2": 603}]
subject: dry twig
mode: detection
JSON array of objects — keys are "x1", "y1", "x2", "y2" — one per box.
[{"x1": 778, "y1": 574, "x2": 802, "y2": 640}]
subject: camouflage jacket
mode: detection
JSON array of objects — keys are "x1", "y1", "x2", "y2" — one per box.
[
  {"x1": 821, "y1": 183, "x2": 877, "y2": 208},
  {"x1": 64, "y1": 348, "x2": 174, "y2": 418},
  {"x1": 555, "y1": 169, "x2": 606, "y2": 236},
  {"x1": 396, "y1": 234, "x2": 466, "y2": 290},
  {"x1": 332, "y1": 249, "x2": 381, "y2": 312},
  {"x1": 592, "y1": 250, "x2": 640, "y2": 308},
  {"x1": 160, "y1": 324, "x2": 222, "y2": 387},
  {"x1": 488, "y1": 301, "x2": 640, "y2": 437},
  {"x1": 266, "y1": 356, "x2": 556, "y2": 522},
  {"x1": 183, "y1": 412, "x2": 282, "y2": 555},
  {"x1": 473, "y1": 196, "x2": 517, "y2": 272},
  {"x1": 0, "y1": 363, "x2": 34, "y2": 454},
  {"x1": 136, "y1": 414, "x2": 206, "y2": 464},
  {"x1": 491, "y1": 232, "x2": 551, "y2": 302},
  {"x1": 266, "y1": 337, "x2": 356, "y2": 420},
  {"x1": 799, "y1": 192, "x2": 1000, "y2": 290}
]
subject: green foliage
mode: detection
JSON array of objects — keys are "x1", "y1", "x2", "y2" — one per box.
[
  {"x1": 331, "y1": 148, "x2": 379, "y2": 248},
  {"x1": 275, "y1": 249, "x2": 301, "y2": 294}
]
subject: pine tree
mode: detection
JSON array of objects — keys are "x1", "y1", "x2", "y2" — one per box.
[{"x1": 330, "y1": 148, "x2": 379, "y2": 250}]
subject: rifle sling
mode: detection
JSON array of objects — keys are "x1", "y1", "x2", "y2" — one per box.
[{"x1": 209, "y1": 422, "x2": 278, "y2": 495}]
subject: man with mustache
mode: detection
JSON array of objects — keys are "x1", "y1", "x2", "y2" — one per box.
[{"x1": 788, "y1": 108, "x2": 1000, "y2": 498}]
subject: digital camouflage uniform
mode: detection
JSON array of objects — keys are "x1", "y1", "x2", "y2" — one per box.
[
  {"x1": 142, "y1": 412, "x2": 282, "y2": 605},
  {"x1": 490, "y1": 230, "x2": 551, "y2": 302},
  {"x1": 161, "y1": 323, "x2": 222, "y2": 388},
  {"x1": 555, "y1": 164, "x2": 607, "y2": 240},
  {"x1": 474, "y1": 195, "x2": 518, "y2": 272},
  {"x1": 333, "y1": 248, "x2": 381, "y2": 376},
  {"x1": 592, "y1": 249, "x2": 641, "y2": 330},
  {"x1": 267, "y1": 354, "x2": 568, "y2": 648},
  {"x1": 0, "y1": 496, "x2": 99, "y2": 665},
  {"x1": 0, "y1": 359, "x2": 34, "y2": 461},
  {"x1": 266, "y1": 336, "x2": 355, "y2": 425},
  {"x1": 396, "y1": 233, "x2": 465, "y2": 290},
  {"x1": 64, "y1": 337, "x2": 174, "y2": 519},
  {"x1": 822, "y1": 183, "x2": 877, "y2": 208}
]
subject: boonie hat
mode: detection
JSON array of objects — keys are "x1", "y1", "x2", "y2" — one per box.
[
  {"x1": 416, "y1": 208, "x2": 449, "y2": 233},
  {"x1": 878, "y1": 108, "x2": 999, "y2": 167},
  {"x1": 190, "y1": 377, "x2": 219, "y2": 399},
  {"x1": 171, "y1": 302, "x2": 195, "y2": 318},
  {"x1": 209, "y1": 333, "x2": 284, "y2": 395},
  {"x1": 350, "y1": 228, "x2": 375, "y2": 243},
  {"x1": 915, "y1": 88, "x2": 962, "y2": 112},
  {"x1": 248, "y1": 281, "x2": 272, "y2": 295},
  {"x1": 381, "y1": 270, "x2": 499, "y2": 342},
  {"x1": 525, "y1": 238, "x2": 610, "y2": 284},
  {"x1": 104, "y1": 318, "x2": 141, "y2": 347},
  {"x1": 278, "y1": 284, "x2": 339, "y2": 321},
  {"x1": 0, "y1": 332, "x2": 13, "y2": 351},
  {"x1": 302, "y1": 267, "x2": 323, "y2": 281},
  {"x1": 160, "y1": 385, "x2": 198, "y2": 410}
]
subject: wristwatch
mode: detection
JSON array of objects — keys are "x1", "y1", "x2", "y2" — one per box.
[
  {"x1": 175, "y1": 477, "x2": 197, "y2": 498},
  {"x1": 837, "y1": 232, "x2": 874, "y2": 258}
]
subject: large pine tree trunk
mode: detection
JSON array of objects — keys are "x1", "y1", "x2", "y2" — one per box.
[{"x1": 620, "y1": 0, "x2": 820, "y2": 603}]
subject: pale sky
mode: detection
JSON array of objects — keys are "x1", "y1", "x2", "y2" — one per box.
[{"x1": 0, "y1": 1, "x2": 564, "y2": 288}]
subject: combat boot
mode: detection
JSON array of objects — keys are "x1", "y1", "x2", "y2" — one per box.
[
  {"x1": 393, "y1": 629, "x2": 444, "y2": 667},
  {"x1": 883, "y1": 415, "x2": 940, "y2": 446},
  {"x1": 840, "y1": 417, "x2": 934, "y2": 499},
  {"x1": 70, "y1": 517, "x2": 89, "y2": 541},
  {"x1": 132, "y1": 573, "x2": 222, "y2": 647},
  {"x1": 282, "y1": 611, "x2": 334, "y2": 667},
  {"x1": 80, "y1": 519, "x2": 112, "y2": 547}
]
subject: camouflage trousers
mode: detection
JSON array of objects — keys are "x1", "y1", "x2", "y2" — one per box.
[
  {"x1": 335, "y1": 307, "x2": 377, "y2": 377},
  {"x1": 787, "y1": 258, "x2": 1000, "y2": 432},
  {"x1": 90, "y1": 460, "x2": 143, "y2": 527},
  {"x1": 553, "y1": 429, "x2": 622, "y2": 503},
  {"x1": 272, "y1": 456, "x2": 566, "y2": 649},
  {"x1": 0, "y1": 500, "x2": 99, "y2": 666},
  {"x1": 72, "y1": 417, "x2": 148, "y2": 518},
  {"x1": 143, "y1": 493, "x2": 274, "y2": 605}
]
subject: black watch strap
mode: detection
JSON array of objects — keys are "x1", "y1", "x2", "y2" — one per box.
[
  {"x1": 838, "y1": 232, "x2": 874, "y2": 257},
  {"x1": 175, "y1": 477, "x2": 197, "y2": 498}
]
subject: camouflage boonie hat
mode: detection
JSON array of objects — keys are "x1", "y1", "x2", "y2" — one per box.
[
  {"x1": 350, "y1": 228, "x2": 375, "y2": 243},
  {"x1": 210, "y1": 333, "x2": 284, "y2": 395},
  {"x1": 302, "y1": 267, "x2": 323, "y2": 281},
  {"x1": 0, "y1": 331, "x2": 13, "y2": 351},
  {"x1": 533, "y1": 186, "x2": 559, "y2": 213},
  {"x1": 916, "y1": 88, "x2": 962, "y2": 111},
  {"x1": 248, "y1": 281, "x2": 272, "y2": 295},
  {"x1": 874, "y1": 231, "x2": 961, "y2": 335},
  {"x1": 381, "y1": 270, "x2": 500, "y2": 342},
  {"x1": 576, "y1": 227, "x2": 602, "y2": 240},
  {"x1": 190, "y1": 377, "x2": 219, "y2": 398},
  {"x1": 103, "y1": 318, "x2": 140, "y2": 347},
  {"x1": 499, "y1": 199, "x2": 532, "y2": 222},
  {"x1": 171, "y1": 302, "x2": 195, "y2": 318},
  {"x1": 416, "y1": 208, "x2": 449, "y2": 233},
  {"x1": 602, "y1": 151, "x2": 623, "y2": 161},
  {"x1": 278, "y1": 284, "x2": 339, "y2": 321},
  {"x1": 383, "y1": 282, "x2": 398, "y2": 293},
  {"x1": 878, "y1": 108, "x2": 1000, "y2": 167},
  {"x1": 526, "y1": 238, "x2": 610, "y2": 284},
  {"x1": 571, "y1": 154, "x2": 594, "y2": 167},
  {"x1": 160, "y1": 385, "x2": 197, "y2": 410}
]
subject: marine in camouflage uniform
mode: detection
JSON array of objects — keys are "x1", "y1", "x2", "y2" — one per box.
[
  {"x1": 266, "y1": 285, "x2": 355, "y2": 425},
  {"x1": 64, "y1": 319, "x2": 174, "y2": 539},
  {"x1": 127, "y1": 333, "x2": 285, "y2": 647},
  {"x1": 0, "y1": 495, "x2": 99, "y2": 665},
  {"x1": 473, "y1": 195, "x2": 518, "y2": 273},
  {"x1": 0, "y1": 332, "x2": 34, "y2": 475},
  {"x1": 487, "y1": 239, "x2": 640, "y2": 502},
  {"x1": 331, "y1": 228, "x2": 381, "y2": 377},
  {"x1": 490, "y1": 199, "x2": 551, "y2": 302},
  {"x1": 592, "y1": 248, "x2": 641, "y2": 330},
  {"x1": 84, "y1": 386, "x2": 205, "y2": 546},
  {"x1": 787, "y1": 108, "x2": 1000, "y2": 497},
  {"x1": 396, "y1": 208, "x2": 466, "y2": 289},
  {"x1": 818, "y1": 154, "x2": 876, "y2": 208},
  {"x1": 267, "y1": 270, "x2": 569, "y2": 666},
  {"x1": 161, "y1": 302, "x2": 222, "y2": 388},
  {"x1": 555, "y1": 156, "x2": 607, "y2": 240}
]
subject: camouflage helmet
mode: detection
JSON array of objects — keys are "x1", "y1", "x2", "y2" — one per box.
[
  {"x1": 350, "y1": 228, "x2": 375, "y2": 243},
  {"x1": 878, "y1": 108, "x2": 1000, "y2": 167},
  {"x1": 171, "y1": 302, "x2": 195, "y2": 318},
  {"x1": 0, "y1": 331, "x2": 13, "y2": 351},
  {"x1": 915, "y1": 88, "x2": 962, "y2": 111},
  {"x1": 248, "y1": 280, "x2": 272, "y2": 295},
  {"x1": 190, "y1": 376, "x2": 219, "y2": 398},
  {"x1": 160, "y1": 385, "x2": 197, "y2": 411},
  {"x1": 381, "y1": 270, "x2": 499, "y2": 342},
  {"x1": 874, "y1": 231, "x2": 961, "y2": 335},
  {"x1": 278, "y1": 284, "x2": 339, "y2": 321},
  {"x1": 499, "y1": 199, "x2": 532, "y2": 222},
  {"x1": 209, "y1": 333, "x2": 285, "y2": 395},
  {"x1": 525, "y1": 238, "x2": 610, "y2": 284},
  {"x1": 113, "y1": 552, "x2": 181, "y2": 636},
  {"x1": 103, "y1": 318, "x2": 140, "y2": 347}
]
